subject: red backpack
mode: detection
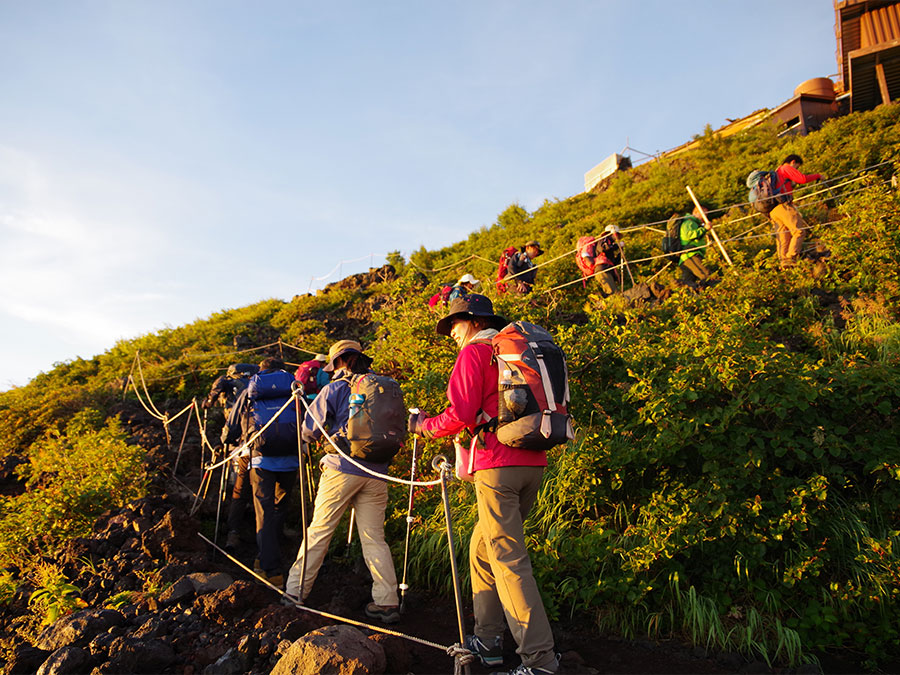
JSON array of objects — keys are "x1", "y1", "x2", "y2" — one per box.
[
  {"x1": 484, "y1": 321, "x2": 574, "y2": 450},
  {"x1": 294, "y1": 360, "x2": 324, "y2": 398},
  {"x1": 428, "y1": 284, "x2": 454, "y2": 308},
  {"x1": 495, "y1": 246, "x2": 518, "y2": 293},
  {"x1": 575, "y1": 235, "x2": 597, "y2": 278}
]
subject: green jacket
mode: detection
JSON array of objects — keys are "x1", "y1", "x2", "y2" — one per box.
[{"x1": 678, "y1": 215, "x2": 708, "y2": 265}]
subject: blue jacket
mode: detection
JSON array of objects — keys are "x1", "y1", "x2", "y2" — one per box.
[{"x1": 303, "y1": 369, "x2": 390, "y2": 480}]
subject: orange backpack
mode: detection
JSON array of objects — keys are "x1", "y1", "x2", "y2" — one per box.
[{"x1": 485, "y1": 321, "x2": 574, "y2": 450}]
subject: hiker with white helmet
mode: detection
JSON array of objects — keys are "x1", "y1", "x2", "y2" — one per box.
[
  {"x1": 451, "y1": 273, "x2": 480, "y2": 301},
  {"x1": 408, "y1": 294, "x2": 559, "y2": 675},
  {"x1": 284, "y1": 340, "x2": 402, "y2": 624}
]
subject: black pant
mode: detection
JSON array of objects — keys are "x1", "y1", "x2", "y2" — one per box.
[
  {"x1": 249, "y1": 467, "x2": 297, "y2": 574},
  {"x1": 227, "y1": 454, "x2": 251, "y2": 533}
]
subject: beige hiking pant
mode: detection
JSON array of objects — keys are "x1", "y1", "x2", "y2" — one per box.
[
  {"x1": 470, "y1": 466, "x2": 556, "y2": 671},
  {"x1": 770, "y1": 202, "x2": 807, "y2": 265},
  {"x1": 285, "y1": 466, "x2": 398, "y2": 606}
]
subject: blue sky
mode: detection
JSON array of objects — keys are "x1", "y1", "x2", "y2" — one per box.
[{"x1": 0, "y1": 1, "x2": 837, "y2": 389}]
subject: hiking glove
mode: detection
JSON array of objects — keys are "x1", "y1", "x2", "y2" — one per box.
[{"x1": 408, "y1": 411, "x2": 426, "y2": 436}]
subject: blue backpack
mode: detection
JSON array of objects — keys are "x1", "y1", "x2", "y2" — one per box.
[
  {"x1": 244, "y1": 370, "x2": 298, "y2": 457},
  {"x1": 747, "y1": 170, "x2": 780, "y2": 214}
]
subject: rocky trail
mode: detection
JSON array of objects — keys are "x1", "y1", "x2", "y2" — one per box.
[{"x1": 1, "y1": 402, "x2": 763, "y2": 674}]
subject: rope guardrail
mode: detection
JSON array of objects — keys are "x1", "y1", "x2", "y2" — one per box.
[
  {"x1": 196, "y1": 533, "x2": 453, "y2": 652},
  {"x1": 297, "y1": 391, "x2": 444, "y2": 488}
]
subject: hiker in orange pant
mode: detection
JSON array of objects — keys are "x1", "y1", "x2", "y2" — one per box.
[{"x1": 770, "y1": 154, "x2": 822, "y2": 267}]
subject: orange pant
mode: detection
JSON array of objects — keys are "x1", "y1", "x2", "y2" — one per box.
[{"x1": 770, "y1": 202, "x2": 807, "y2": 265}]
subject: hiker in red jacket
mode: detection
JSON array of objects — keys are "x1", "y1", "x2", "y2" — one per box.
[
  {"x1": 771, "y1": 154, "x2": 822, "y2": 267},
  {"x1": 408, "y1": 294, "x2": 558, "y2": 675}
]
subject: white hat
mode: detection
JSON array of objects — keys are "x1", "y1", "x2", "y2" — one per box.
[
  {"x1": 457, "y1": 273, "x2": 481, "y2": 286},
  {"x1": 604, "y1": 224, "x2": 621, "y2": 234}
]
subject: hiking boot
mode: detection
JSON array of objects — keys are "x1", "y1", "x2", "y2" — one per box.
[
  {"x1": 225, "y1": 530, "x2": 240, "y2": 550},
  {"x1": 280, "y1": 593, "x2": 302, "y2": 607},
  {"x1": 464, "y1": 634, "x2": 503, "y2": 668},
  {"x1": 364, "y1": 602, "x2": 400, "y2": 624}
]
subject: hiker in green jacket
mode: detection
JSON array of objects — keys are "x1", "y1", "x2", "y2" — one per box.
[{"x1": 678, "y1": 206, "x2": 712, "y2": 290}]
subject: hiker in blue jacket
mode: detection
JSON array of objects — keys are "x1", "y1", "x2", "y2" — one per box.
[{"x1": 222, "y1": 357, "x2": 298, "y2": 589}]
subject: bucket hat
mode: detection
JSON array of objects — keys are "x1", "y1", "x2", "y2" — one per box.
[
  {"x1": 436, "y1": 294, "x2": 508, "y2": 337},
  {"x1": 324, "y1": 340, "x2": 371, "y2": 373},
  {"x1": 314, "y1": 353, "x2": 327, "y2": 362},
  {"x1": 524, "y1": 240, "x2": 544, "y2": 256},
  {"x1": 457, "y1": 273, "x2": 481, "y2": 286},
  {"x1": 604, "y1": 224, "x2": 621, "y2": 234}
]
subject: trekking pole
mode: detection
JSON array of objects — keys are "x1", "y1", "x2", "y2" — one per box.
[
  {"x1": 400, "y1": 415, "x2": 420, "y2": 614},
  {"x1": 213, "y1": 454, "x2": 229, "y2": 555},
  {"x1": 433, "y1": 454, "x2": 470, "y2": 675},
  {"x1": 294, "y1": 385, "x2": 310, "y2": 602},
  {"x1": 172, "y1": 401, "x2": 193, "y2": 478},
  {"x1": 686, "y1": 185, "x2": 733, "y2": 266},
  {"x1": 346, "y1": 507, "x2": 356, "y2": 552}
]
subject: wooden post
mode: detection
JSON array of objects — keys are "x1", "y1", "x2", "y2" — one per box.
[{"x1": 686, "y1": 186, "x2": 733, "y2": 266}]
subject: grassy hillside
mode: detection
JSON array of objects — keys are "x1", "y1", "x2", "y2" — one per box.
[{"x1": 2, "y1": 104, "x2": 900, "y2": 669}]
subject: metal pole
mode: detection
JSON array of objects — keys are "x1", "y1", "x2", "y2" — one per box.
[
  {"x1": 295, "y1": 388, "x2": 309, "y2": 602},
  {"x1": 433, "y1": 454, "x2": 470, "y2": 675},
  {"x1": 686, "y1": 185, "x2": 733, "y2": 266},
  {"x1": 400, "y1": 432, "x2": 419, "y2": 613}
]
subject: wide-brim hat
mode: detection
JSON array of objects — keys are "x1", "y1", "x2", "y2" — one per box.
[
  {"x1": 436, "y1": 294, "x2": 507, "y2": 337},
  {"x1": 324, "y1": 339, "x2": 371, "y2": 373},
  {"x1": 457, "y1": 273, "x2": 481, "y2": 286},
  {"x1": 524, "y1": 240, "x2": 544, "y2": 256}
]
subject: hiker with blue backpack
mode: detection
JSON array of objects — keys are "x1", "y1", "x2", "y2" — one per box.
[
  {"x1": 221, "y1": 357, "x2": 299, "y2": 588},
  {"x1": 408, "y1": 293, "x2": 572, "y2": 675},
  {"x1": 284, "y1": 339, "x2": 405, "y2": 625}
]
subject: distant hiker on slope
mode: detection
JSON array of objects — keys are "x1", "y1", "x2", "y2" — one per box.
[
  {"x1": 575, "y1": 225, "x2": 623, "y2": 295},
  {"x1": 221, "y1": 357, "x2": 299, "y2": 588},
  {"x1": 284, "y1": 340, "x2": 403, "y2": 625},
  {"x1": 677, "y1": 206, "x2": 714, "y2": 290},
  {"x1": 294, "y1": 353, "x2": 330, "y2": 405},
  {"x1": 408, "y1": 294, "x2": 560, "y2": 675},
  {"x1": 204, "y1": 363, "x2": 259, "y2": 551},
  {"x1": 771, "y1": 154, "x2": 822, "y2": 268},
  {"x1": 428, "y1": 273, "x2": 481, "y2": 310},
  {"x1": 505, "y1": 240, "x2": 544, "y2": 295}
]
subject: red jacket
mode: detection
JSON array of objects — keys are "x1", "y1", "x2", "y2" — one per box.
[
  {"x1": 420, "y1": 341, "x2": 547, "y2": 471},
  {"x1": 775, "y1": 163, "x2": 821, "y2": 197}
]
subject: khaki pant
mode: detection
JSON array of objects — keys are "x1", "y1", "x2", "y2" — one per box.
[
  {"x1": 679, "y1": 255, "x2": 710, "y2": 289},
  {"x1": 285, "y1": 467, "x2": 398, "y2": 606},
  {"x1": 770, "y1": 202, "x2": 807, "y2": 265},
  {"x1": 471, "y1": 467, "x2": 556, "y2": 671}
]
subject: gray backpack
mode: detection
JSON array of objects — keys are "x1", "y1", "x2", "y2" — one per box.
[{"x1": 345, "y1": 373, "x2": 408, "y2": 463}]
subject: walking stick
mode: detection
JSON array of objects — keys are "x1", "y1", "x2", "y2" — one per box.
[
  {"x1": 400, "y1": 420, "x2": 420, "y2": 614},
  {"x1": 433, "y1": 454, "x2": 470, "y2": 675},
  {"x1": 686, "y1": 185, "x2": 733, "y2": 266},
  {"x1": 294, "y1": 386, "x2": 310, "y2": 602}
]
